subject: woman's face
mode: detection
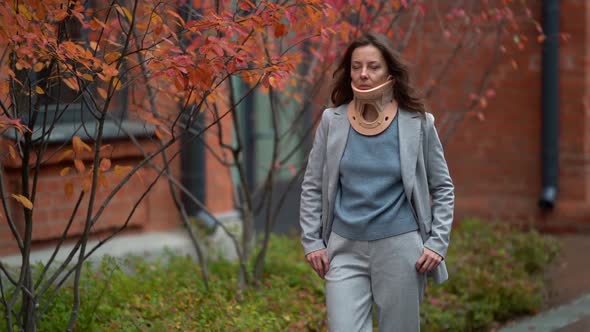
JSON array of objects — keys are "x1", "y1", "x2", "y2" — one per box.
[{"x1": 350, "y1": 44, "x2": 390, "y2": 90}]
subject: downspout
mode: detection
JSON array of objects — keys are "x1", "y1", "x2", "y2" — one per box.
[
  {"x1": 181, "y1": 112, "x2": 216, "y2": 229},
  {"x1": 538, "y1": 0, "x2": 560, "y2": 209}
]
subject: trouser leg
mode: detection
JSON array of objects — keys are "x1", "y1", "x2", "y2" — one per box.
[
  {"x1": 370, "y1": 231, "x2": 425, "y2": 332},
  {"x1": 325, "y1": 233, "x2": 373, "y2": 332}
]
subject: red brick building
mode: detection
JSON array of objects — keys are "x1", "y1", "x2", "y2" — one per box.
[
  {"x1": 1, "y1": 0, "x2": 589, "y2": 257},
  {"x1": 439, "y1": 0, "x2": 590, "y2": 232}
]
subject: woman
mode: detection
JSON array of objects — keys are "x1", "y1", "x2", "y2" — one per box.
[{"x1": 299, "y1": 33, "x2": 454, "y2": 332}]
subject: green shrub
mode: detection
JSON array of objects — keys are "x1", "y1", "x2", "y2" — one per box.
[
  {"x1": 420, "y1": 219, "x2": 559, "y2": 331},
  {"x1": 0, "y1": 219, "x2": 558, "y2": 331}
]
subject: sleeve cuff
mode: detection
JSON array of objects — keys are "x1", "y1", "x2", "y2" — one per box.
[
  {"x1": 302, "y1": 240, "x2": 326, "y2": 256},
  {"x1": 423, "y1": 243, "x2": 445, "y2": 260}
]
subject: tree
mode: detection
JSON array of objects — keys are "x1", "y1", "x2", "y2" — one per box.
[
  {"x1": 0, "y1": 0, "x2": 327, "y2": 330},
  {"x1": 0, "y1": 0, "x2": 540, "y2": 330}
]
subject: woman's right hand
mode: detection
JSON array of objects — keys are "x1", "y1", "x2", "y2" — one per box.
[{"x1": 305, "y1": 249, "x2": 329, "y2": 279}]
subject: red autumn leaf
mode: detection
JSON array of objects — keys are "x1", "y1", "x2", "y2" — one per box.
[
  {"x1": 238, "y1": 0, "x2": 255, "y2": 11},
  {"x1": 8, "y1": 145, "x2": 17, "y2": 160},
  {"x1": 165, "y1": 9, "x2": 186, "y2": 26},
  {"x1": 62, "y1": 77, "x2": 79, "y2": 91},
  {"x1": 105, "y1": 52, "x2": 121, "y2": 64},
  {"x1": 53, "y1": 9, "x2": 68, "y2": 21},
  {"x1": 155, "y1": 127, "x2": 164, "y2": 140},
  {"x1": 12, "y1": 194, "x2": 33, "y2": 210},
  {"x1": 82, "y1": 177, "x2": 92, "y2": 193},
  {"x1": 74, "y1": 159, "x2": 86, "y2": 173},
  {"x1": 99, "y1": 158, "x2": 112, "y2": 172},
  {"x1": 60, "y1": 167, "x2": 72, "y2": 177},
  {"x1": 33, "y1": 62, "x2": 45, "y2": 72},
  {"x1": 72, "y1": 136, "x2": 92, "y2": 155},
  {"x1": 115, "y1": 4, "x2": 133, "y2": 22},
  {"x1": 114, "y1": 165, "x2": 133, "y2": 177},
  {"x1": 211, "y1": 44, "x2": 224, "y2": 57},
  {"x1": 89, "y1": 17, "x2": 105, "y2": 31},
  {"x1": 112, "y1": 77, "x2": 123, "y2": 90},
  {"x1": 97, "y1": 87, "x2": 107, "y2": 99},
  {"x1": 274, "y1": 23, "x2": 288, "y2": 38},
  {"x1": 100, "y1": 144, "x2": 113, "y2": 153},
  {"x1": 57, "y1": 149, "x2": 74, "y2": 162}
]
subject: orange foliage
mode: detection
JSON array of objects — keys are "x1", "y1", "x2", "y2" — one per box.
[{"x1": 0, "y1": 0, "x2": 536, "y2": 198}]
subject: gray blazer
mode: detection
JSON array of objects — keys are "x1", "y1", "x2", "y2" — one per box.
[{"x1": 299, "y1": 104, "x2": 455, "y2": 284}]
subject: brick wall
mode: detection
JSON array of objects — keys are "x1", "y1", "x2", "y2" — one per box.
[
  {"x1": 0, "y1": 94, "x2": 236, "y2": 256},
  {"x1": 0, "y1": 138, "x2": 159, "y2": 255},
  {"x1": 3, "y1": 0, "x2": 590, "y2": 257},
  {"x1": 307, "y1": 1, "x2": 590, "y2": 232},
  {"x1": 438, "y1": 0, "x2": 590, "y2": 232}
]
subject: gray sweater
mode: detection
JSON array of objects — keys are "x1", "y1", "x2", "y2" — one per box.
[{"x1": 332, "y1": 112, "x2": 418, "y2": 241}]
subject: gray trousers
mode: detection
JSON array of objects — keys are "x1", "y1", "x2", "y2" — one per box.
[{"x1": 325, "y1": 231, "x2": 426, "y2": 332}]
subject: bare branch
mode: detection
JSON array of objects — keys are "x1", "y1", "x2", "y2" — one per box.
[
  {"x1": 34, "y1": 192, "x2": 85, "y2": 291},
  {"x1": 36, "y1": 73, "x2": 258, "y2": 300},
  {"x1": 0, "y1": 162, "x2": 23, "y2": 251},
  {"x1": 130, "y1": 14, "x2": 210, "y2": 287},
  {"x1": 440, "y1": 22, "x2": 506, "y2": 145},
  {"x1": 67, "y1": 0, "x2": 141, "y2": 329},
  {"x1": 38, "y1": 136, "x2": 250, "y2": 317},
  {"x1": 0, "y1": 262, "x2": 17, "y2": 286},
  {"x1": 0, "y1": 268, "x2": 14, "y2": 332},
  {"x1": 397, "y1": 5, "x2": 422, "y2": 52},
  {"x1": 253, "y1": 86, "x2": 280, "y2": 279}
]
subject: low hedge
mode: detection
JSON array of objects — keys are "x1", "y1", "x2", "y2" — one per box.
[
  {"x1": 420, "y1": 219, "x2": 559, "y2": 331},
  {"x1": 2, "y1": 219, "x2": 558, "y2": 331}
]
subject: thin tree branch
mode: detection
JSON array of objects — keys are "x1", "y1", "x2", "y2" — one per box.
[
  {"x1": 253, "y1": 86, "x2": 280, "y2": 279},
  {"x1": 131, "y1": 13, "x2": 210, "y2": 287},
  {"x1": 67, "y1": 0, "x2": 140, "y2": 329},
  {"x1": 0, "y1": 262, "x2": 17, "y2": 286},
  {"x1": 33, "y1": 192, "x2": 85, "y2": 292},
  {"x1": 441, "y1": 21, "x2": 506, "y2": 145},
  {"x1": 0, "y1": 162, "x2": 23, "y2": 251}
]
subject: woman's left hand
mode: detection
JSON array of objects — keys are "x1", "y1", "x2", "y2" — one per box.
[{"x1": 415, "y1": 248, "x2": 443, "y2": 273}]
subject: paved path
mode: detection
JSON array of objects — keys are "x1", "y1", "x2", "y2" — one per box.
[
  {"x1": 499, "y1": 294, "x2": 590, "y2": 332},
  {"x1": 500, "y1": 234, "x2": 590, "y2": 332}
]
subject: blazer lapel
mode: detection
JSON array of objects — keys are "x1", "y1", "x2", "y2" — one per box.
[
  {"x1": 326, "y1": 105, "x2": 350, "y2": 207},
  {"x1": 398, "y1": 109, "x2": 422, "y2": 201}
]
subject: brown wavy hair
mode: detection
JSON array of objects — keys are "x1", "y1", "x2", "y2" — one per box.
[{"x1": 331, "y1": 33, "x2": 425, "y2": 114}]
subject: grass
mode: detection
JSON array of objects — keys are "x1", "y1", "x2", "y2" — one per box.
[{"x1": 0, "y1": 219, "x2": 559, "y2": 331}]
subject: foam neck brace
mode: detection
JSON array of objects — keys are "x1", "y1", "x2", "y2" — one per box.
[{"x1": 348, "y1": 80, "x2": 397, "y2": 136}]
